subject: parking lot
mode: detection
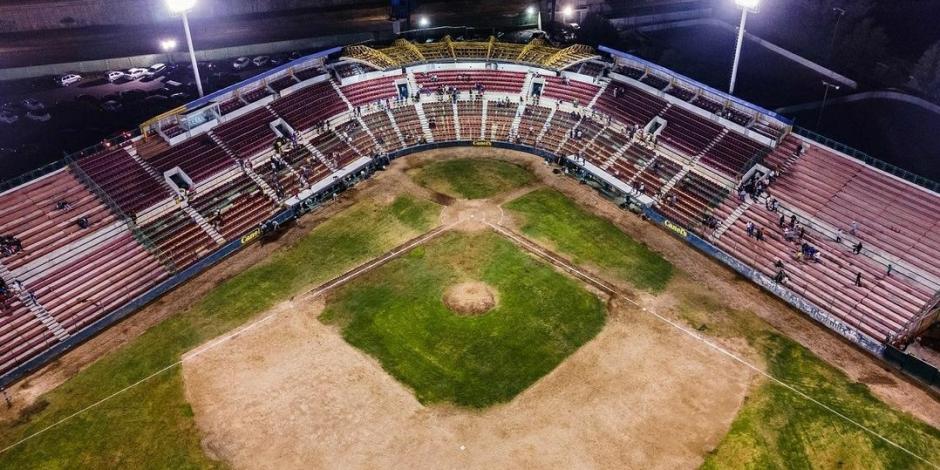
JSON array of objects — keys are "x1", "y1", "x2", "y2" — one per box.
[{"x1": 0, "y1": 53, "x2": 311, "y2": 181}]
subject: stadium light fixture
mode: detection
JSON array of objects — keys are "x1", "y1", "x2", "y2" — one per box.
[
  {"x1": 728, "y1": 0, "x2": 760, "y2": 95},
  {"x1": 525, "y1": 6, "x2": 542, "y2": 30},
  {"x1": 165, "y1": 0, "x2": 204, "y2": 97},
  {"x1": 160, "y1": 38, "x2": 178, "y2": 64},
  {"x1": 160, "y1": 38, "x2": 178, "y2": 51},
  {"x1": 562, "y1": 5, "x2": 574, "y2": 20},
  {"x1": 165, "y1": 0, "x2": 196, "y2": 13},
  {"x1": 418, "y1": 16, "x2": 430, "y2": 28}
]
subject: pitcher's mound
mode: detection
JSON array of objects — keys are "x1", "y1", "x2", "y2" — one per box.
[{"x1": 443, "y1": 282, "x2": 497, "y2": 315}]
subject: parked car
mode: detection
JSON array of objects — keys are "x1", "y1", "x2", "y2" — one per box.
[
  {"x1": 269, "y1": 55, "x2": 284, "y2": 66},
  {"x1": 26, "y1": 110, "x2": 52, "y2": 122},
  {"x1": 232, "y1": 57, "x2": 250, "y2": 70},
  {"x1": 0, "y1": 111, "x2": 18, "y2": 124},
  {"x1": 101, "y1": 100, "x2": 123, "y2": 112},
  {"x1": 106, "y1": 70, "x2": 125, "y2": 82},
  {"x1": 21, "y1": 98, "x2": 45, "y2": 111},
  {"x1": 145, "y1": 63, "x2": 167, "y2": 77},
  {"x1": 56, "y1": 74, "x2": 82, "y2": 87},
  {"x1": 119, "y1": 89, "x2": 147, "y2": 103},
  {"x1": 252, "y1": 56, "x2": 270, "y2": 67},
  {"x1": 126, "y1": 68, "x2": 148, "y2": 80}
]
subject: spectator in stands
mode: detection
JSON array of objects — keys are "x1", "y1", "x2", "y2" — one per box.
[
  {"x1": 56, "y1": 200, "x2": 73, "y2": 211},
  {"x1": 77, "y1": 217, "x2": 90, "y2": 229},
  {"x1": 755, "y1": 228, "x2": 764, "y2": 241},
  {"x1": 853, "y1": 241, "x2": 863, "y2": 255},
  {"x1": 773, "y1": 258, "x2": 784, "y2": 269},
  {"x1": 886, "y1": 264, "x2": 893, "y2": 276},
  {"x1": 850, "y1": 221, "x2": 859, "y2": 236},
  {"x1": 834, "y1": 228, "x2": 843, "y2": 243},
  {"x1": 799, "y1": 225, "x2": 805, "y2": 240},
  {"x1": 855, "y1": 272, "x2": 863, "y2": 287},
  {"x1": 778, "y1": 214, "x2": 786, "y2": 228},
  {"x1": 746, "y1": 221, "x2": 756, "y2": 237}
]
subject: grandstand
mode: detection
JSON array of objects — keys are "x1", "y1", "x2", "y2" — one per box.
[{"x1": 0, "y1": 37, "x2": 937, "y2": 388}]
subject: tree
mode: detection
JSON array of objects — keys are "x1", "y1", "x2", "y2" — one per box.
[{"x1": 912, "y1": 41, "x2": 940, "y2": 101}]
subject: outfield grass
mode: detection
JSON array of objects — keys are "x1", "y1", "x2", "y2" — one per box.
[
  {"x1": 410, "y1": 157, "x2": 535, "y2": 199},
  {"x1": 0, "y1": 195, "x2": 439, "y2": 469},
  {"x1": 320, "y1": 231, "x2": 606, "y2": 408},
  {"x1": 505, "y1": 188, "x2": 673, "y2": 292},
  {"x1": 674, "y1": 286, "x2": 940, "y2": 469}
]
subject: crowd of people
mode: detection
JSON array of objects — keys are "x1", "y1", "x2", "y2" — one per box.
[{"x1": 0, "y1": 236, "x2": 23, "y2": 258}]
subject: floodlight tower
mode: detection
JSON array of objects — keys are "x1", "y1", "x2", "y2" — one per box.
[
  {"x1": 165, "y1": 0, "x2": 204, "y2": 97},
  {"x1": 728, "y1": 0, "x2": 760, "y2": 95}
]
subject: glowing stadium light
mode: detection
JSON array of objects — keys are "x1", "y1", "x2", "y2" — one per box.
[
  {"x1": 165, "y1": 0, "x2": 204, "y2": 97},
  {"x1": 562, "y1": 5, "x2": 574, "y2": 19},
  {"x1": 526, "y1": 6, "x2": 536, "y2": 16},
  {"x1": 418, "y1": 16, "x2": 430, "y2": 28},
  {"x1": 160, "y1": 38, "x2": 178, "y2": 51},
  {"x1": 728, "y1": 0, "x2": 760, "y2": 95},
  {"x1": 165, "y1": 0, "x2": 196, "y2": 13}
]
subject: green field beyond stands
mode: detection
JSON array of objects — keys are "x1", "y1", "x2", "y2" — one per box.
[
  {"x1": 321, "y1": 231, "x2": 606, "y2": 408},
  {"x1": 410, "y1": 157, "x2": 535, "y2": 199}
]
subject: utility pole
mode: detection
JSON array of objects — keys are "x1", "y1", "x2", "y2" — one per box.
[{"x1": 816, "y1": 81, "x2": 841, "y2": 128}]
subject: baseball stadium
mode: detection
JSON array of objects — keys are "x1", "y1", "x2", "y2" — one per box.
[{"x1": 0, "y1": 1, "x2": 939, "y2": 468}]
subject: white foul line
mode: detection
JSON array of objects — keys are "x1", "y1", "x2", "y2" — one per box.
[
  {"x1": 1, "y1": 221, "x2": 455, "y2": 457},
  {"x1": 488, "y1": 222, "x2": 938, "y2": 469},
  {"x1": 2, "y1": 219, "x2": 937, "y2": 469}
]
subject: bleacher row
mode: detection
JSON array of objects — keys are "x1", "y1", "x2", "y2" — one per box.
[{"x1": 1, "y1": 62, "x2": 938, "y2": 385}]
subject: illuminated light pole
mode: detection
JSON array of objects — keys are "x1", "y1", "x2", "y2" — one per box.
[
  {"x1": 417, "y1": 16, "x2": 430, "y2": 28},
  {"x1": 729, "y1": 0, "x2": 760, "y2": 95},
  {"x1": 160, "y1": 38, "x2": 178, "y2": 64},
  {"x1": 165, "y1": 0, "x2": 204, "y2": 97}
]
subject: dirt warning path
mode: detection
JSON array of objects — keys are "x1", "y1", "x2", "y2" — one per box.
[{"x1": 183, "y1": 297, "x2": 751, "y2": 469}]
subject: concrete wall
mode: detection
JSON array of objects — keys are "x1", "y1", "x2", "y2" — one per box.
[{"x1": 0, "y1": 0, "x2": 365, "y2": 33}]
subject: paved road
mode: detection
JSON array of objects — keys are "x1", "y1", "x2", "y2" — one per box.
[{"x1": 0, "y1": 0, "x2": 532, "y2": 68}]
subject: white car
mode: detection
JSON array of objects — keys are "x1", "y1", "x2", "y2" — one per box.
[
  {"x1": 252, "y1": 56, "x2": 270, "y2": 67},
  {"x1": 145, "y1": 63, "x2": 167, "y2": 77},
  {"x1": 126, "y1": 68, "x2": 148, "y2": 80},
  {"x1": 232, "y1": 57, "x2": 250, "y2": 70},
  {"x1": 26, "y1": 110, "x2": 51, "y2": 122},
  {"x1": 0, "y1": 111, "x2": 17, "y2": 124},
  {"x1": 21, "y1": 98, "x2": 45, "y2": 111},
  {"x1": 106, "y1": 70, "x2": 125, "y2": 82},
  {"x1": 56, "y1": 74, "x2": 82, "y2": 87}
]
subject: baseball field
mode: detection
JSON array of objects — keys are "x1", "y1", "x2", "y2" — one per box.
[{"x1": 0, "y1": 149, "x2": 938, "y2": 469}]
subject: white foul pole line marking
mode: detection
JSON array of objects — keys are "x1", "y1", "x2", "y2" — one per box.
[
  {"x1": 0, "y1": 220, "x2": 456, "y2": 456},
  {"x1": 487, "y1": 221, "x2": 938, "y2": 469},
  {"x1": 2, "y1": 216, "x2": 936, "y2": 468}
]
